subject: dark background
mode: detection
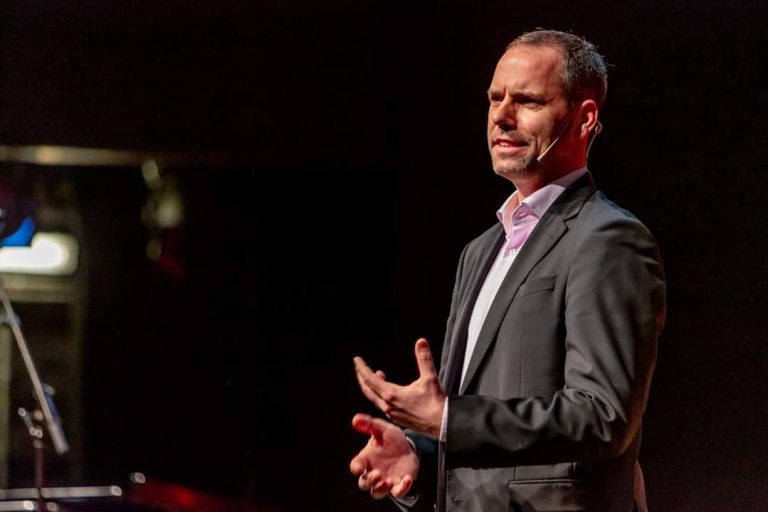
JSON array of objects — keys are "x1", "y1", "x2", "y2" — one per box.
[{"x1": 1, "y1": 1, "x2": 767, "y2": 511}]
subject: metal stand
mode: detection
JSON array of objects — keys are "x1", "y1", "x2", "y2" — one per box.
[
  {"x1": 0, "y1": 274, "x2": 69, "y2": 456},
  {"x1": 18, "y1": 407, "x2": 45, "y2": 512},
  {"x1": 0, "y1": 274, "x2": 124, "y2": 511},
  {"x1": 0, "y1": 274, "x2": 69, "y2": 511}
]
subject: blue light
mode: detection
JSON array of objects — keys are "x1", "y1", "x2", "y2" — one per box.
[{"x1": 0, "y1": 216, "x2": 36, "y2": 248}]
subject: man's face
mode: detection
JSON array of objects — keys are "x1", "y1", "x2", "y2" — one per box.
[{"x1": 487, "y1": 45, "x2": 573, "y2": 181}]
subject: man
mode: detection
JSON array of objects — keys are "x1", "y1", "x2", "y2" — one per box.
[{"x1": 350, "y1": 29, "x2": 666, "y2": 512}]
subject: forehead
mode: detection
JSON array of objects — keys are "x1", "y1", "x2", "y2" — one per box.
[{"x1": 489, "y1": 45, "x2": 565, "y2": 96}]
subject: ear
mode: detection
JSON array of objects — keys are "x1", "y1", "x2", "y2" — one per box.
[{"x1": 577, "y1": 99, "x2": 600, "y2": 141}]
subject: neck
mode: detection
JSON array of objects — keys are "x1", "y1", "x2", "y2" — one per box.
[
  {"x1": 513, "y1": 177, "x2": 544, "y2": 201},
  {"x1": 513, "y1": 160, "x2": 586, "y2": 199}
]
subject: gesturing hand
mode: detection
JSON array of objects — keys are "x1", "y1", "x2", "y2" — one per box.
[
  {"x1": 354, "y1": 338, "x2": 446, "y2": 438},
  {"x1": 349, "y1": 413, "x2": 419, "y2": 499}
]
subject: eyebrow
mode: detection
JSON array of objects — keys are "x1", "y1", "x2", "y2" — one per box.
[{"x1": 486, "y1": 88, "x2": 547, "y2": 101}]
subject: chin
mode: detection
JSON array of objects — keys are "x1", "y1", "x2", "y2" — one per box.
[{"x1": 492, "y1": 158, "x2": 540, "y2": 180}]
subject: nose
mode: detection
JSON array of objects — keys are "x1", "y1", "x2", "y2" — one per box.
[{"x1": 491, "y1": 97, "x2": 516, "y2": 132}]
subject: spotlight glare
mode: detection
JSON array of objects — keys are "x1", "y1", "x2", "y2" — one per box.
[{"x1": 0, "y1": 233, "x2": 79, "y2": 275}]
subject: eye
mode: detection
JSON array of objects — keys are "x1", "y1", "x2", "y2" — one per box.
[
  {"x1": 487, "y1": 91, "x2": 503, "y2": 105},
  {"x1": 517, "y1": 96, "x2": 542, "y2": 106},
  {"x1": 519, "y1": 98, "x2": 547, "y2": 112}
]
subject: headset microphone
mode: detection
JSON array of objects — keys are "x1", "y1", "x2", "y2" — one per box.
[
  {"x1": 536, "y1": 113, "x2": 603, "y2": 163},
  {"x1": 586, "y1": 120, "x2": 603, "y2": 158},
  {"x1": 535, "y1": 116, "x2": 571, "y2": 163}
]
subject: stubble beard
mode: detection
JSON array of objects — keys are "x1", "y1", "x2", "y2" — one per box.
[{"x1": 492, "y1": 152, "x2": 542, "y2": 181}]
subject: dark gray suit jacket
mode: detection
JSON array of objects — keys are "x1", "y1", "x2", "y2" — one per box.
[{"x1": 411, "y1": 174, "x2": 666, "y2": 512}]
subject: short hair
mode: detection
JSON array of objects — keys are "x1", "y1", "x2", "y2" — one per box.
[{"x1": 507, "y1": 29, "x2": 608, "y2": 109}]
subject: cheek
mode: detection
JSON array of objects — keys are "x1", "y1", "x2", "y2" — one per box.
[
  {"x1": 486, "y1": 122, "x2": 496, "y2": 144},
  {"x1": 516, "y1": 113, "x2": 537, "y2": 133}
]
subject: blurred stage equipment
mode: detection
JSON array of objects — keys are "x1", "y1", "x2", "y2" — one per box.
[
  {"x1": 0, "y1": 200, "x2": 69, "y2": 512},
  {"x1": 140, "y1": 160, "x2": 186, "y2": 280},
  {"x1": 0, "y1": 178, "x2": 35, "y2": 250},
  {"x1": 0, "y1": 144, "x2": 244, "y2": 281},
  {"x1": 0, "y1": 160, "x2": 117, "y2": 511},
  {"x1": 0, "y1": 176, "x2": 75, "y2": 276},
  {"x1": 0, "y1": 234, "x2": 78, "y2": 276},
  {"x1": 0, "y1": 145, "x2": 265, "y2": 511}
]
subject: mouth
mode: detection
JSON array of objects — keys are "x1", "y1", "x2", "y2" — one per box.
[{"x1": 492, "y1": 137, "x2": 528, "y2": 151}]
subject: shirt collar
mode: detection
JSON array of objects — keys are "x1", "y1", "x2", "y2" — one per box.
[{"x1": 496, "y1": 167, "x2": 588, "y2": 233}]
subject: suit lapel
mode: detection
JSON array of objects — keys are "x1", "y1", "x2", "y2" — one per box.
[
  {"x1": 442, "y1": 227, "x2": 505, "y2": 394},
  {"x1": 458, "y1": 175, "x2": 595, "y2": 394}
]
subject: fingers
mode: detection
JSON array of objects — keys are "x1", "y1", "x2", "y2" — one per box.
[
  {"x1": 354, "y1": 357, "x2": 385, "y2": 392},
  {"x1": 358, "y1": 468, "x2": 380, "y2": 491},
  {"x1": 349, "y1": 452, "x2": 367, "y2": 477},
  {"x1": 414, "y1": 338, "x2": 438, "y2": 380},
  {"x1": 359, "y1": 470, "x2": 396, "y2": 500},
  {"x1": 370, "y1": 479, "x2": 393, "y2": 500},
  {"x1": 390, "y1": 474, "x2": 413, "y2": 498},
  {"x1": 364, "y1": 474, "x2": 408, "y2": 500},
  {"x1": 353, "y1": 357, "x2": 377, "y2": 397},
  {"x1": 354, "y1": 357, "x2": 395, "y2": 413},
  {"x1": 357, "y1": 376, "x2": 390, "y2": 413},
  {"x1": 355, "y1": 466, "x2": 410, "y2": 499},
  {"x1": 357, "y1": 469, "x2": 396, "y2": 500}
]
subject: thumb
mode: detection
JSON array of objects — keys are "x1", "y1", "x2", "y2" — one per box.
[
  {"x1": 352, "y1": 413, "x2": 387, "y2": 440},
  {"x1": 414, "y1": 338, "x2": 437, "y2": 380}
]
